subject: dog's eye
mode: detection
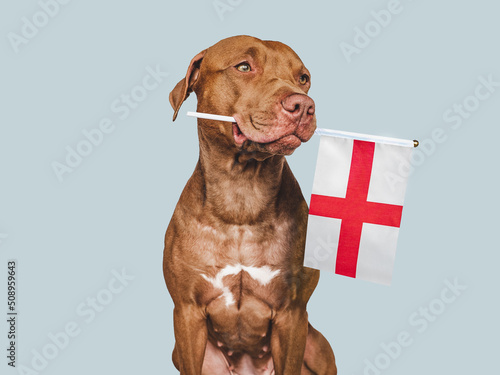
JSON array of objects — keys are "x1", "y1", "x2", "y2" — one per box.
[
  {"x1": 299, "y1": 74, "x2": 309, "y2": 85},
  {"x1": 236, "y1": 63, "x2": 251, "y2": 72}
]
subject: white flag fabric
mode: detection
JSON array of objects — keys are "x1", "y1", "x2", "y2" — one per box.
[{"x1": 304, "y1": 135, "x2": 414, "y2": 285}]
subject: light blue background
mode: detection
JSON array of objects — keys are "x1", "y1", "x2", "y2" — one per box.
[{"x1": 1, "y1": 0, "x2": 498, "y2": 374}]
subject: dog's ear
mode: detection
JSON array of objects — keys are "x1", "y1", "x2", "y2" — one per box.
[{"x1": 169, "y1": 50, "x2": 206, "y2": 121}]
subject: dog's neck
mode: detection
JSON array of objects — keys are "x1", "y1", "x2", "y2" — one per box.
[{"x1": 196, "y1": 122, "x2": 287, "y2": 225}]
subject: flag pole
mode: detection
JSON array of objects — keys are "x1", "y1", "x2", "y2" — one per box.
[
  {"x1": 313, "y1": 128, "x2": 418, "y2": 148},
  {"x1": 186, "y1": 111, "x2": 419, "y2": 148}
]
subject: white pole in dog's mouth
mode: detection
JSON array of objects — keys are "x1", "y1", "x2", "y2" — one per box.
[
  {"x1": 187, "y1": 111, "x2": 236, "y2": 123},
  {"x1": 186, "y1": 111, "x2": 419, "y2": 148}
]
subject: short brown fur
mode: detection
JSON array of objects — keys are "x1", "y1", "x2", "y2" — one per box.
[{"x1": 164, "y1": 35, "x2": 337, "y2": 375}]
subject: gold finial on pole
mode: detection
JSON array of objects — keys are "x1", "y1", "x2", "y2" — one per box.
[{"x1": 413, "y1": 140, "x2": 419, "y2": 148}]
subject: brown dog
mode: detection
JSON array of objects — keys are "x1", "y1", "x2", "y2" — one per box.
[{"x1": 164, "y1": 35, "x2": 337, "y2": 375}]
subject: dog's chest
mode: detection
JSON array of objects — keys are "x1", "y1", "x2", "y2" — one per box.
[
  {"x1": 201, "y1": 261, "x2": 285, "y2": 349},
  {"x1": 195, "y1": 220, "x2": 297, "y2": 309},
  {"x1": 202, "y1": 263, "x2": 281, "y2": 306}
]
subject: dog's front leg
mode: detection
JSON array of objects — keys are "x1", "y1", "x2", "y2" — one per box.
[
  {"x1": 270, "y1": 307, "x2": 309, "y2": 375},
  {"x1": 173, "y1": 304, "x2": 208, "y2": 375}
]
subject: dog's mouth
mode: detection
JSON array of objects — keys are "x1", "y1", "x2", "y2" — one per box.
[
  {"x1": 232, "y1": 122, "x2": 248, "y2": 145},
  {"x1": 232, "y1": 117, "x2": 309, "y2": 155}
]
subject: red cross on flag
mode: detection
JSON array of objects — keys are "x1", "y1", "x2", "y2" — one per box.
[{"x1": 304, "y1": 131, "x2": 415, "y2": 285}]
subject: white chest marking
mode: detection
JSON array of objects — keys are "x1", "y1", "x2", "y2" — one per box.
[{"x1": 201, "y1": 264, "x2": 281, "y2": 307}]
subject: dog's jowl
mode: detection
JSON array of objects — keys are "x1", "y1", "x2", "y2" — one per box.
[{"x1": 163, "y1": 35, "x2": 337, "y2": 375}]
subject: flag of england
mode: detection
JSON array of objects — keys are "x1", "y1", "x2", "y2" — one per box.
[{"x1": 304, "y1": 134, "x2": 414, "y2": 285}]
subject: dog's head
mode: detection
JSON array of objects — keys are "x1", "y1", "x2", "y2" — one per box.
[{"x1": 170, "y1": 35, "x2": 316, "y2": 157}]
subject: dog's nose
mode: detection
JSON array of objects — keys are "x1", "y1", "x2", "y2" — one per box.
[{"x1": 281, "y1": 94, "x2": 315, "y2": 121}]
